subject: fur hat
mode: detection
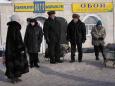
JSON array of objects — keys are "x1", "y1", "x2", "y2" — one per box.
[
  {"x1": 10, "y1": 15, "x2": 20, "y2": 22},
  {"x1": 72, "y1": 14, "x2": 80, "y2": 19},
  {"x1": 47, "y1": 11, "x2": 55, "y2": 16},
  {"x1": 30, "y1": 18, "x2": 37, "y2": 22},
  {"x1": 96, "y1": 20, "x2": 102, "y2": 26}
]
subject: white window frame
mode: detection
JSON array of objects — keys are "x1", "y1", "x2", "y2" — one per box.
[
  {"x1": 85, "y1": 24, "x2": 96, "y2": 37},
  {"x1": 0, "y1": 0, "x2": 12, "y2": 3}
]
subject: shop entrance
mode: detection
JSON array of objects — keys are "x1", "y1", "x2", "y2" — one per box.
[{"x1": 83, "y1": 14, "x2": 101, "y2": 36}]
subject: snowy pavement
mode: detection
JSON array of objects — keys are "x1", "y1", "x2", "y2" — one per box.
[{"x1": 0, "y1": 53, "x2": 115, "y2": 86}]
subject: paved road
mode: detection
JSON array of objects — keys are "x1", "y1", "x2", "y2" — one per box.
[{"x1": 0, "y1": 53, "x2": 115, "y2": 86}]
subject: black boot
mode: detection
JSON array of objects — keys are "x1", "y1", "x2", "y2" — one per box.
[
  {"x1": 78, "y1": 54, "x2": 82, "y2": 62},
  {"x1": 96, "y1": 57, "x2": 99, "y2": 60},
  {"x1": 78, "y1": 59, "x2": 82, "y2": 62},
  {"x1": 10, "y1": 78, "x2": 16, "y2": 84},
  {"x1": 104, "y1": 57, "x2": 106, "y2": 61},
  {"x1": 102, "y1": 53, "x2": 106, "y2": 61},
  {"x1": 70, "y1": 56, "x2": 75, "y2": 63},
  {"x1": 70, "y1": 59, "x2": 75, "y2": 63},
  {"x1": 15, "y1": 77, "x2": 22, "y2": 83},
  {"x1": 30, "y1": 65, "x2": 34, "y2": 68},
  {"x1": 55, "y1": 58, "x2": 63, "y2": 63},
  {"x1": 78, "y1": 58, "x2": 82, "y2": 62},
  {"x1": 57, "y1": 60, "x2": 63, "y2": 63},
  {"x1": 34, "y1": 63, "x2": 40, "y2": 68},
  {"x1": 30, "y1": 62, "x2": 34, "y2": 68},
  {"x1": 50, "y1": 58, "x2": 56, "y2": 64}
]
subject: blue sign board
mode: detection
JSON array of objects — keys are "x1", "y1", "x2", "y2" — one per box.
[{"x1": 34, "y1": 1, "x2": 45, "y2": 13}]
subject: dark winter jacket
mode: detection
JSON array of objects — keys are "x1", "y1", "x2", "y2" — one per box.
[
  {"x1": 24, "y1": 22, "x2": 43, "y2": 53},
  {"x1": 43, "y1": 17, "x2": 61, "y2": 44},
  {"x1": 67, "y1": 20, "x2": 86, "y2": 44},
  {"x1": 5, "y1": 21, "x2": 29, "y2": 79}
]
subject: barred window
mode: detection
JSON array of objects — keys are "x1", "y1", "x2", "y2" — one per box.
[{"x1": 84, "y1": 16, "x2": 99, "y2": 36}]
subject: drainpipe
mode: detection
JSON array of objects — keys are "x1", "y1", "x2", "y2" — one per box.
[
  {"x1": 0, "y1": 13, "x2": 2, "y2": 47},
  {"x1": 113, "y1": 0, "x2": 115, "y2": 43}
]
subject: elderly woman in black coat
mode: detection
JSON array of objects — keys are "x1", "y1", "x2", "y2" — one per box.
[
  {"x1": 5, "y1": 15, "x2": 29, "y2": 83},
  {"x1": 24, "y1": 19, "x2": 43, "y2": 68}
]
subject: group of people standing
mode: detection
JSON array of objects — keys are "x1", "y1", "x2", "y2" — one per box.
[{"x1": 4, "y1": 11, "x2": 106, "y2": 83}]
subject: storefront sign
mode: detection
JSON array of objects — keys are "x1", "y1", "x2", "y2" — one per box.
[
  {"x1": 45, "y1": 2, "x2": 64, "y2": 11},
  {"x1": 14, "y1": 3, "x2": 34, "y2": 12},
  {"x1": 34, "y1": 1, "x2": 45, "y2": 13},
  {"x1": 14, "y1": 2, "x2": 64, "y2": 12},
  {"x1": 72, "y1": 2, "x2": 113, "y2": 13}
]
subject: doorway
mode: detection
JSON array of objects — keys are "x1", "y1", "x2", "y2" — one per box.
[
  {"x1": 83, "y1": 14, "x2": 101, "y2": 37},
  {"x1": 82, "y1": 14, "x2": 102, "y2": 48}
]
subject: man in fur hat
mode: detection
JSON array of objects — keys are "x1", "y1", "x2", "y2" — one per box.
[
  {"x1": 43, "y1": 11, "x2": 62, "y2": 64},
  {"x1": 67, "y1": 14, "x2": 86, "y2": 62}
]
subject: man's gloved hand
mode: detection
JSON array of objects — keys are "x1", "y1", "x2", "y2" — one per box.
[
  {"x1": 3, "y1": 57, "x2": 5, "y2": 65},
  {"x1": 67, "y1": 39, "x2": 70, "y2": 42},
  {"x1": 66, "y1": 37, "x2": 70, "y2": 42},
  {"x1": 21, "y1": 51, "x2": 25, "y2": 54},
  {"x1": 82, "y1": 38, "x2": 86, "y2": 43},
  {"x1": 46, "y1": 40, "x2": 50, "y2": 44},
  {"x1": 98, "y1": 37, "x2": 104, "y2": 40},
  {"x1": 45, "y1": 37, "x2": 50, "y2": 44}
]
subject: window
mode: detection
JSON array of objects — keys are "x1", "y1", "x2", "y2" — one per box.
[
  {"x1": 0, "y1": 0, "x2": 11, "y2": 3},
  {"x1": 85, "y1": 24, "x2": 95, "y2": 36},
  {"x1": 84, "y1": 16, "x2": 100, "y2": 36}
]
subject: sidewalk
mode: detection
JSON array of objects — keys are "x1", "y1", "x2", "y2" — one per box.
[{"x1": 0, "y1": 53, "x2": 115, "y2": 86}]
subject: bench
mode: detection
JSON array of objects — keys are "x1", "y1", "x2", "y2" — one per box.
[{"x1": 104, "y1": 51, "x2": 115, "y2": 67}]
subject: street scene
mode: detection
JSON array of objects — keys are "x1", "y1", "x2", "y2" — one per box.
[{"x1": 0, "y1": 0, "x2": 115, "y2": 86}]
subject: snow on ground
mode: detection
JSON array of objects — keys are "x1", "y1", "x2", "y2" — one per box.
[{"x1": 0, "y1": 53, "x2": 115, "y2": 86}]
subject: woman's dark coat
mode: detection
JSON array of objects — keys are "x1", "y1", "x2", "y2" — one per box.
[
  {"x1": 67, "y1": 20, "x2": 86, "y2": 44},
  {"x1": 5, "y1": 21, "x2": 29, "y2": 79},
  {"x1": 24, "y1": 22, "x2": 43, "y2": 53}
]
